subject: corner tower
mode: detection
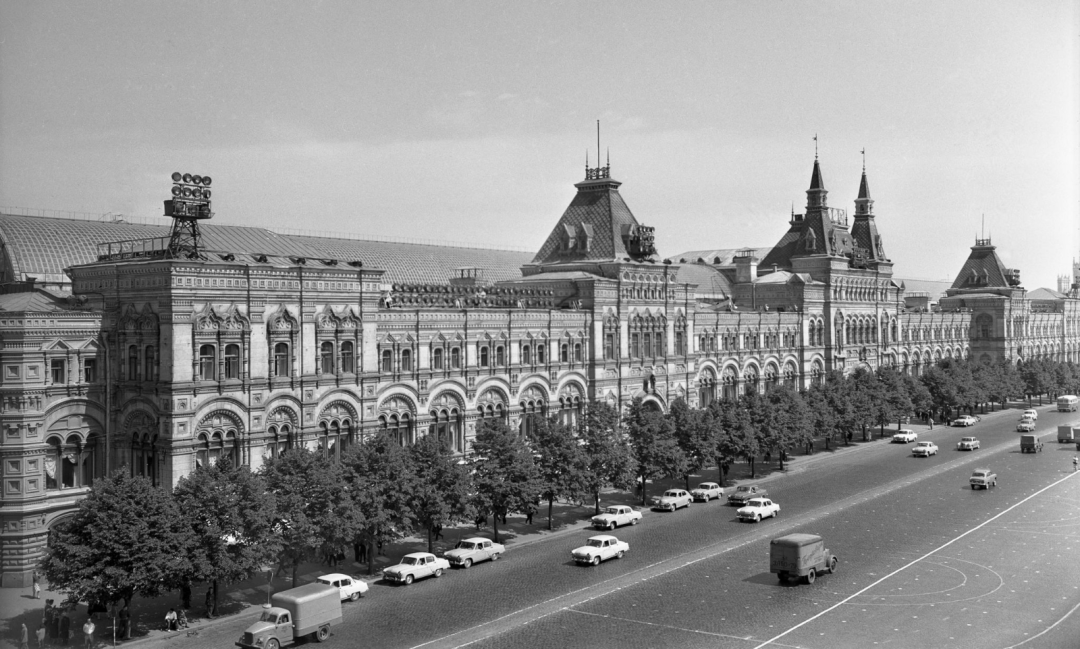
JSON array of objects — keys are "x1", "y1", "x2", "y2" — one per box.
[{"x1": 849, "y1": 162, "x2": 892, "y2": 272}]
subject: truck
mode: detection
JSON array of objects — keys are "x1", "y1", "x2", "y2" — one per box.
[
  {"x1": 1020, "y1": 434, "x2": 1044, "y2": 453},
  {"x1": 236, "y1": 583, "x2": 342, "y2": 649},
  {"x1": 1058, "y1": 395, "x2": 1078, "y2": 412},
  {"x1": 1057, "y1": 425, "x2": 1079, "y2": 443},
  {"x1": 770, "y1": 533, "x2": 838, "y2": 585}
]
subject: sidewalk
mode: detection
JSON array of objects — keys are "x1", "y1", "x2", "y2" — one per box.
[{"x1": 0, "y1": 399, "x2": 1037, "y2": 649}]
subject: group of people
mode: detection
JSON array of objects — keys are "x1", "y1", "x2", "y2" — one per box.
[{"x1": 23, "y1": 600, "x2": 108, "y2": 649}]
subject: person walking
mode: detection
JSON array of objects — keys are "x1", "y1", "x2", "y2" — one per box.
[
  {"x1": 929, "y1": 417, "x2": 934, "y2": 430},
  {"x1": 20, "y1": 623, "x2": 29, "y2": 649},
  {"x1": 58, "y1": 609, "x2": 70, "y2": 646},
  {"x1": 1073, "y1": 456, "x2": 1078, "y2": 472},
  {"x1": 80, "y1": 618, "x2": 94, "y2": 649},
  {"x1": 32, "y1": 569, "x2": 41, "y2": 599},
  {"x1": 35, "y1": 625, "x2": 45, "y2": 649}
]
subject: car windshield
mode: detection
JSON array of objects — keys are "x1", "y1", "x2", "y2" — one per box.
[
  {"x1": 587, "y1": 539, "x2": 605, "y2": 548},
  {"x1": 664, "y1": 491, "x2": 679, "y2": 497},
  {"x1": 259, "y1": 612, "x2": 281, "y2": 624},
  {"x1": 605, "y1": 507, "x2": 620, "y2": 514},
  {"x1": 401, "y1": 557, "x2": 419, "y2": 565},
  {"x1": 737, "y1": 487, "x2": 750, "y2": 492},
  {"x1": 747, "y1": 500, "x2": 765, "y2": 507},
  {"x1": 455, "y1": 542, "x2": 475, "y2": 550}
]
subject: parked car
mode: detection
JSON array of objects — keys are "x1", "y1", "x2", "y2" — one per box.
[
  {"x1": 1017, "y1": 420, "x2": 1036, "y2": 432},
  {"x1": 770, "y1": 533, "x2": 838, "y2": 585},
  {"x1": 444, "y1": 537, "x2": 504, "y2": 569},
  {"x1": 952, "y1": 415, "x2": 978, "y2": 427},
  {"x1": 956, "y1": 436, "x2": 980, "y2": 451},
  {"x1": 652, "y1": 489, "x2": 693, "y2": 511},
  {"x1": 315, "y1": 573, "x2": 369, "y2": 602},
  {"x1": 1022, "y1": 409, "x2": 1039, "y2": 420},
  {"x1": 737, "y1": 497, "x2": 780, "y2": 523},
  {"x1": 727, "y1": 485, "x2": 768, "y2": 506},
  {"x1": 382, "y1": 553, "x2": 450, "y2": 585},
  {"x1": 969, "y1": 468, "x2": 997, "y2": 489},
  {"x1": 571, "y1": 535, "x2": 629, "y2": 566},
  {"x1": 690, "y1": 482, "x2": 724, "y2": 502},
  {"x1": 892, "y1": 429, "x2": 918, "y2": 443},
  {"x1": 912, "y1": 441, "x2": 938, "y2": 457},
  {"x1": 590, "y1": 505, "x2": 642, "y2": 530}
]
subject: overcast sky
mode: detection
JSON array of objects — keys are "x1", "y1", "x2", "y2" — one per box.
[{"x1": 1, "y1": 1, "x2": 1077, "y2": 288}]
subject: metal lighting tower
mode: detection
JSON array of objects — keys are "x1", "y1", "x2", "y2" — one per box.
[{"x1": 163, "y1": 172, "x2": 213, "y2": 258}]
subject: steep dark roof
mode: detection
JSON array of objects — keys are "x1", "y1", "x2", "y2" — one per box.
[
  {"x1": 949, "y1": 242, "x2": 1013, "y2": 290},
  {"x1": 531, "y1": 177, "x2": 641, "y2": 265}
]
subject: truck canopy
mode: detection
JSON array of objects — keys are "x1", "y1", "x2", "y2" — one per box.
[{"x1": 771, "y1": 533, "x2": 822, "y2": 548}]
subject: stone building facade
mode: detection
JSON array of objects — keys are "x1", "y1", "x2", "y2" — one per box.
[{"x1": 0, "y1": 155, "x2": 1076, "y2": 585}]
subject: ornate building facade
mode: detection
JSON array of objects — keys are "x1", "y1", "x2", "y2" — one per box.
[{"x1": 1, "y1": 155, "x2": 1077, "y2": 585}]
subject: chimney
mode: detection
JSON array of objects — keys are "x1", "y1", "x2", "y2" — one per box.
[{"x1": 734, "y1": 250, "x2": 759, "y2": 284}]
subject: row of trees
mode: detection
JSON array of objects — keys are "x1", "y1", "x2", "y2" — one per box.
[{"x1": 45, "y1": 357, "x2": 1080, "y2": 617}]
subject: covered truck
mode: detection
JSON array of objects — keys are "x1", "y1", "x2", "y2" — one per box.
[
  {"x1": 1020, "y1": 434, "x2": 1044, "y2": 453},
  {"x1": 770, "y1": 533, "x2": 837, "y2": 585},
  {"x1": 1057, "y1": 425, "x2": 1078, "y2": 443},
  {"x1": 237, "y1": 583, "x2": 342, "y2": 649}
]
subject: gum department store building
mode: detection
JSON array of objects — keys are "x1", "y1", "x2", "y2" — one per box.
[{"x1": 1, "y1": 155, "x2": 1077, "y2": 585}]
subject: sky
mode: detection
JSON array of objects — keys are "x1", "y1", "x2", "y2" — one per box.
[{"x1": 1, "y1": 1, "x2": 1078, "y2": 288}]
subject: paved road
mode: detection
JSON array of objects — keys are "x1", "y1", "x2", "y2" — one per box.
[{"x1": 156, "y1": 406, "x2": 1080, "y2": 649}]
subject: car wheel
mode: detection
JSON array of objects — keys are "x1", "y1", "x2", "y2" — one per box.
[
  {"x1": 630, "y1": 518, "x2": 638, "y2": 525},
  {"x1": 404, "y1": 574, "x2": 414, "y2": 585},
  {"x1": 829, "y1": 556, "x2": 838, "y2": 574},
  {"x1": 434, "y1": 568, "x2": 443, "y2": 578},
  {"x1": 591, "y1": 556, "x2": 601, "y2": 566},
  {"x1": 806, "y1": 568, "x2": 816, "y2": 585},
  {"x1": 609, "y1": 522, "x2": 616, "y2": 531},
  {"x1": 315, "y1": 625, "x2": 330, "y2": 643},
  {"x1": 777, "y1": 571, "x2": 789, "y2": 583},
  {"x1": 463, "y1": 559, "x2": 472, "y2": 569},
  {"x1": 491, "y1": 553, "x2": 500, "y2": 561},
  {"x1": 755, "y1": 515, "x2": 761, "y2": 523},
  {"x1": 616, "y1": 550, "x2": 625, "y2": 559},
  {"x1": 349, "y1": 591, "x2": 360, "y2": 602},
  {"x1": 266, "y1": 640, "x2": 280, "y2": 649},
  {"x1": 971, "y1": 484, "x2": 976, "y2": 490}
]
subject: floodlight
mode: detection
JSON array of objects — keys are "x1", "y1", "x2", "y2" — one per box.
[
  {"x1": 191, "y1": 188, "x2": 203, "y2": 199},
  {"x1": 182, "y1": 173, "x2": 193, "y2": 183},
  {"x1": 171, "y1": 172, "x2": 182, "y2": 182},
  {"x1": 201, "y1": 176, "x2": 212, "y2": 186},
  {"x1": 202, "y1": 189, "x2": 211, "y2": 199},
  {"x1": 192, "y1": 175, "x2": 203, "y2": 185},
  {"x1": 171, "y1": 186, "x2": 182, "y2": 197},
  {"x1": 182, "y1": 187, "x2": 192, "y2": 197}
]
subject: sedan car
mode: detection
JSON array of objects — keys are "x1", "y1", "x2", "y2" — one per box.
[
  {"x1": 892, "y1": 429, "x2": 918, "y2": 443},
  {"x1": 952, "y1": 415, "x2": 978, "y2": 427},
  {"x1": 652, "y1": 489, "x2": 693, "y2": 512},
  {"x1": 1017, "y1": 420, "x2": 1036, "y2": 432},
  {"x1": 316, "y1": 573, "x2": 369, "y2": 601},
  {"x1": 736, "y1": 497, "x2": 780, "y2": 523},
  {"x1": 970, "y1": 468, "x2": 997, "y2": 490},
  {"x1": 571, "y1": 535, "x2": 629, "y2": 566},
  {"x1": 382, "y1": 552, "x2": 450, "y2": 585},
  {"x1": 690, "y1": 482, "x2": 724, "y2": 502},
  {"x1": 727, "y1": 485, "x2": 768, "y2": 506},
  {"x1": 912, "y1": 441, "x2": 938, "y2": 457},
  {"x1": 956, "y1": 436, "x2": 981, "y2": 451},
  {"x1": 590, "y1": 505, "x2": 642, "y2": 530},
  {"x1": 1022, "y1": 409, "x2": 1039, "y2": 420},
  {"x1": 444, "y1": 537, "x2": 504, "y2": 569}
]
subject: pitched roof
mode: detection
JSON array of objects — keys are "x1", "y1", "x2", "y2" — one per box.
[
  {"x1": 0, "y1": 289, "x2": 70, "y2": 313},
  {"x1": 672, "y1": 263, "x2": 734, "y2": 298},
  {"x1": 530, "y1": 177, "x2": 642, "y2": 265},
  {"x1": 669, "y1": 247, "x2": 772, "y2": 266},
  {"x1": 949, "y1": 241, "x2": 1015, "y2": 290},
  {"x1": 1028, "y1": 287, "x2": 1066, "y2": 301}
]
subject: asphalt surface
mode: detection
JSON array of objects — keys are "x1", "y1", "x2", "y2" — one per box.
[{"x1": 145, "y1": 406, "x2": 1080, "y2": 649}]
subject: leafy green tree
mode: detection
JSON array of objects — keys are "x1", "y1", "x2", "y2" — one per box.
[
  {"x1": 42, "y1": 472, "x2": 194, "y2": 619},
  {"x1": 624, "y1": 398, "x2": 686, "y2": 504},
  {"x1": 803, "y1": 381, "x2": 839, "y2": 450},
  {"x1": 471, "y1": 419, "x2": 541, "y2": 542},
  {"x1": 920, "y1": 364, "x2": 958, "y2": 418},
  {"x1": 875, "y1": 365, "x2": 913, "y2": 435},
  {"x1": 342, "y1": 432, "x2": 414, "y2": 576},
  {"x1": 706, "y1": 400, "x2": 746, "y2": 485},
  {"x1": 406, "y1": 434, "x2": 473, "y2": 552},
  {"x1": 529, "y1": 415, "x2": 587, "y2": 530},
  {"x1": 260, "y1": 448, "x2": 354, "y2": 584},
  {"x1": 817, "y1": 371, "x2": 860, "y2": 446},
  {"x1": 848, "y1": 367, "x2": 882, "y2": 441},
  {"x1": 901, "y1": 371, "x2": 933, "y2": 418},
  {"x1": 667, "y1": 398, "x2": 714, "y2": 490},
  {"x1": 759, "y1": 386, "x2": 811, "y2": 469},
  {"x1": 173, "y1": 458, "x2": 282, "y2": 615},
  {"x1": 578, "y1": 401, "x2": 635, "y2": 515},
  {"x1": 1020, "y1": 359, "x2": 1054, "y2": 404}
]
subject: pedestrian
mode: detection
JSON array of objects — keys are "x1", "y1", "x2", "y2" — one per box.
[
  {"x1": 35, "y1": 625, "x2": 45, "y2": 649},
  {"x1": 165, "y1": 609, "x2": 178, "y2": 631},
  {"x1": 80, "y1": 618, "x2": 94, "y2": 649},
  {"x1": 433, "y1": 524, "x2": 443, "y2": 541},
  {"x1": 32, "y1": 569, "x2": 41, "y2": 599},
  {"x1": 357, "y1": 541, "x2": 367, "y2": 564},
  {"x1": 48, "y1": 602, "x2": 60, "y2": 643},
  {"x1": 20, "y1": 623, "x2": 29, "y2": 649},
  {"x1": 929, "y1": 417, "x2": 934, "y2": 430},
  {"x1": 205, "y1": 585, "x2": 215, "y2": 619},
  {"x1": 1073, "y1": 456, "x2": 1078, "y2": 472},
  {"x1": 117, "y1": 606, "x2": 130, "y2": 640},
  {"x1": 377, "y1": 540, "x2": 385, "y2": 556},
  {"x1": 58, "y1": 609, "x2": 70, "y2": 646}
]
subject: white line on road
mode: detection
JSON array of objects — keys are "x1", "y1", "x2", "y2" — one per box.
[
  {"x1": 750, "y1": 470, "x2": 1080, "y2": 649},
  {"x1": 566, "y1": 609, "x2": 804, "y2": 648}
]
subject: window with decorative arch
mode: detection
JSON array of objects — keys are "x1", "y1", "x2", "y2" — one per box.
[
  {"x1": 45, "y1": 426, "x2": 102, "y2": 490},
  {"x1": 698, "y1": 367, "x2": 717, "y2": 408},
  {"x1": 267, "y1": 306, "x2": 297, "y2": 380},
  {"x1": 119, "y1": 303, "x2": 159, "y2": 383},
  {"x1": 558, "y1": 383, "x2": 584, "y2": 428},
  {"x1": 763, "y1": 365, "x2": 779, "y2": 391},
  {"x1": 720, "y1": 367, "x2": 739, "y2": 401},
  {"x1": 318, "y1": 403, "x2": 356, "y2": 460},
  {"x1": 782, "y1": 363, "x2": 798, "y2": 388},
  {"x1": 379, "y1": 396, "x2": 415, "y2": 446},
  {"x1": 195, "y1": 412, "x2": 241, "y2": 469},
  {"x1": 477, "y1": 389, "x2": 508, "y2": 424},
  {"x1": 518, "y1": 385, "x2": 547, "y2": 437},
  {"x1": 603, "y1": 315, "x2": 619, "y2": 360},
  {"x1": 428, "y1": 392, "x2": 464, "y2": 452},
  {"x1": 266, "y1": 407, "x2": 297, "y2": 457},
  {"x1": 124, "y1": 410, "x2": 157, "y2": 484}
]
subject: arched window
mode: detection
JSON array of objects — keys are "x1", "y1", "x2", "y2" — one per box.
[
  {"x1": 432, "y1": 347, "x2": 444, "y2": 370},
  {"x1": 47, "y1": 434, "x2": 101, "y2": 490},
  {"x1": 380, "y1": 413, "x2": 412, "y2": 446},
  {"x1": 401, "y1": 348, "x2": 413, "y2": 372},
  {"x1": 522, "y1": 344, "x2": 532, "y2": 365},
  {"x1": 429, "y1": 405, "x2": 463, "y2": 453},
  {"x1": 274, "y1": 342, "x2": 291, "y2": 377},
  {"x1": 224, "y1": 344, "x2": 241, "y2": 379},
  {"x1": 341, "y1": 341, "x2": 355, "y2": 373},
  {"x1": 450, "y1": 347, "x2": 461, "y2": 369},
  {"x1": 129, "y1": 433, "x2": 157, "y2": 485},
  {"x1": 479, "y1": 346, "x2": 489, "y2": 367},
  {"x1": 698, "y1": 369, "x2": 716, "y2": 408},
  {"x1": 574, "y1": 342, "x2": 583, "y2": 363},
  {"x1": 143, "y1": 346, "x2": 155, "y2": 382},
  {"x1": 560, "y1": 343, "x2": 569, "y2": 363},
  {"x1": 495, "y1": 345, "x2": 505, "y2": 366},
  {"x1": 268, "y1": 424, "x2": 292, "y2": 457},
  {"x1": 536, "y1": 343, "x2": 546, "y2": 364},
  {"x1": 199, "y1": 344, "x2": 216, "y2": 381},
  {"x1": 320, "y1": 341, "x2": 334, "y2": 374},
  {"x1": 381, "y1": 349, "x2": 393, "y2": 373},
  {"x1": 128, "y1": 345, "x2": 139, "y2": 381}
]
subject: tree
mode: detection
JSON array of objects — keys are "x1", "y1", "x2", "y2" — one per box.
[
  {"x1": 342, "y1": 432, "x2": 415, "y2": 576},
  {"x1": 667, "y1": 398, "x2": 714, "y2": 490},
  {"x1": 578, "y1": 401, "x2": 635, "y2": 515},
  {"x1": 529, "y1": 415, "x2": 587, "y2": 530},
  {"x1": 625, "y1": 398, "x2": 686, "y2": 504},
  {"x1": 260, "y1": 448, "x2": 354, "y2": 585},
  {"x1": 406, "y1": 434, "x2": 473, "y2": 552},
  {"x1": 173, "y1": 458, "x2": 282, "y2": 616},
  {"x1": 901, "y1": 372, "x2": 933, "y2": 418},
  {"x1": 471, "y1": 419, "x2": 541, "y2": 542},
  {"x1": 760, "y1": 386, "x2": 811, "y2": 469},
  {"x1": 875, "y1": 365, "x2": 913, "y2": 435},
  {"x1": 920, "y1": 364, "x2": 958, "y2": 418},
  {"x1": 42, "y1": 472, "x2": 194, "y2": 619},
  {"x1": 847, "y1": 367, "x2": 881, "y2": 441}
]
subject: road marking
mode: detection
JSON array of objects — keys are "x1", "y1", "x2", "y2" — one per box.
[
  {"x1": 750, "y1": 470, "x2": 1080, "y2": 649},
  {"x1": 566, "y1": 610, "x2": 803, "y2": 648},
  {"x1": 1001, "y1": 599, "x2": 1080, "y2": 648}
]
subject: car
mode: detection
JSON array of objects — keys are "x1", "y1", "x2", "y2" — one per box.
[
  {"x1": 1022, "y1": 409, "x2": 1038, "y2": 421},
  {"x1": 316, "y1": 573, "x2": 369, "y2": 601},
  {"x1": 382, "y1": 552, "x2": 450, "y2": 585},
  {"x1": 892, "y1": 429, "x2": 918, "y2": 443},
  {"x1": 952, "y1": 415, "x2": 978, "y2": 427},
  {"x1": 736, "y1": 497, "x2": 780, "y2": 522},
  {"x1": 912, "y1": 441, "x2": 938, "y2": 457},
  {"x1": 727, "y1": 484, "x2": 768, "y2": 506},
  {"x1": 969, "y1": 468, "x2": 997, "y2": 490},
  {"x1": 690, "y1": 482, "x2": 724, "y2": 502},
  {"x1": 443, "y1": 537, "x2": 504, "y2": 569},
  {"x1": 956, "y1": 436, "x2": 981, "y2": 451},
  {"x1": 1017, "y1": 420, "x2": 1036, "y2": 432},
  {"x1": 571, "y1": 535, "x2": 629, "y2": 566},
  {"x1": 652, "y1": 489, "x2": 693, "y2": 511},
  {"x1": 590, "y1": 505, "x2": 642, "y2": 530}
]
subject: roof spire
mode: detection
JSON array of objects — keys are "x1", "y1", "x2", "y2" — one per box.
[
  {"x1": 861, "y1": 147, "x2": 866, "y2": 172},
  {"x1": 814, "y1": 133, "x2": 819, "y2": 160}
]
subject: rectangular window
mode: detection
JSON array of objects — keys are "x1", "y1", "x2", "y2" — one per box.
[
  {"x1": 574, "y1": 342, "x2": 582, "y2": 363},
  {"x1": 341, "y1": 342, "x2": 355, "y2": 373},
  {"x1": 537, "y1": 344, "x2": 546, "y2": 364},
  {"x1": 495, "y1": 345, "x2": 505, "y2": 366},
  {"x1": 479, "y1": 346, "x2": 489, "y2": 367},
  {"x1": 676, "y1": 332, "x2": 685, "y2": 355},
  {"x1": 320, "y1": 342, "x2": 334, "y2": 374},
  {"x1": 432, "y1": 347, "x2": 444, "y2": 370},
  {"x1": 225, "y1": 344, "x2": 241, "y2": 379},
  {"x1": 643, "y1": 332, "x2": 653, "y2": 358},
  {"x1": 631, "y1": 332, "x2": 641, "y2": 358},
  {"x1": 50, "y1": 359, "x2": 66, "y2": 384},
  {"x1": 451, "y1": 347, "x2": 461, "y2": 369},
  {"x1": 143, "y1": 346, "x2": 156, "y2": 381},
  {"x1": 83, "y1": 359, "x2": 97, "y2": 383},
  {"x1": 401, "y1": 349, "x2": 413, "y2": 371},
  {"x1": 274, "y1": 343, "x2": 291, "y2": 377},
  {"x1": 604, "y1": 333, "x2": 614, "y2": 360},
  {"x1": 522, "y1": 344, "x2": 531, "y2": 365},
  {"x1": 560, "y1": 343, "x2": 569, "y2": 363},
  {"x1": 381, "y1": 349, "x2": 393, "y2": 373},
  {"x1": 200, "y1": 345, "x2": 216, "y2": 380}
]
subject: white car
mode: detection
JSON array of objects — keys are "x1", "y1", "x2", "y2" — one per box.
[
  {"x1": 892, "y1": 429, "x2": 918, "y2": 443},
  {"x1": 652, "y1": 489, "x2": 693, "y2": 512},
  {"x1": 736, "y1": 497, "x2": 780, "y2": 523},
  {"x1": 912, "y1": 441, "x2": 938, "y2": 457},
  {"x1": 382, "y1": 552, "x2": 450, "y2": 585},
  {"x1": 690, "y1": 482, "x2": 724, "y2": 502},
  {"x1": 443, "y1": 537, "x2": 505, "y2": 569},
  {"x1": 1017, "y1": 420, "x2": 1036, "y2": 432},
  {"x1": 956, "y1": 436, "x2": 980, "y2": 451},
  {"x1": 1022, "y1": 409, "x2": 1038, "y2": 421},
  {"x1": 952, "y1": 415, "x2": 978, "y2": 427},
  {"x1": 316, "y1": 573, "x2": 369, "y2": 601},
  {"x1": 590, "y1": 505, "x2": 642, "y2": 530},
  {"x1": 571, "y1": 535, "x2": 629, "y2": 566}
]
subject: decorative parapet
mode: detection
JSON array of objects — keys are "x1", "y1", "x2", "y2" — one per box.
[{"x1": 380, "y1": 284, "x2": 557, "y2": 310}]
